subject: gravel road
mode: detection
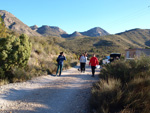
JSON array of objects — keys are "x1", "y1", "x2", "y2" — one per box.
[{"x1": 0, "y1": 65, "x2": 99, "y2": 113}]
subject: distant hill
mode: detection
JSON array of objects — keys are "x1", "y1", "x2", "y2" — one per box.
[
  {"x1": 30, "y1": 25, "x2": 38, "y2": 31},
  {"x1": 35, "y1": 25, "x2": 68, "y2": 37},
  {"x1": 32, "y1": 26, "x2": 109, "y2": 38},
  {"x1": 70, "y1": 31, "x2": 82, "y2": 37},
  {"x1": 61, "y1": 27, "x2": 109, "y2": 38},
  {"x1": 59, "y1": 28, "x2": 150, "y2": 57},
  {"x1": 117, "y1": 28, "x2": 150, "y2": 47},
  {"x1": 0, "y1": 10, "x2": 110, "y2": 38},
  {"x1": 0, "y1": 10, "x2": 41, "y2": 36},
  {"x1": 61, "y1": 31, "x2": 83, "y2": 38},
  {"x1": 80, "y1": 27, "x2": 109, "y2": 37}
]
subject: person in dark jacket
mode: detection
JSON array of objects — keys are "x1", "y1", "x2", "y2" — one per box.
[
  {"x1": 89, "y1": 54, "x2": 99, "y2": 77},
  {"x1": 56, "y1": 52, "x2": 66, "y2": 76}
]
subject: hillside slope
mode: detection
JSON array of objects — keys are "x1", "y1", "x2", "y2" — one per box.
[
  {"x1": 117, "y1": 28, "x2": 150, "y2": 47},
  {"x1": 0, "y1": 10, "x2": 41, "y2": 36},
  {"x1": 36, "y1": 25, "x2": 68, "y2": 37},
  {"x1": 59, "y1": 29, "x2": 150, "y2": 57}
]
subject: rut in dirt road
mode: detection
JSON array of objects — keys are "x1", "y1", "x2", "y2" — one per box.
[{"x1": 0, "y1": 65, "x2": 100, "y2": 113}]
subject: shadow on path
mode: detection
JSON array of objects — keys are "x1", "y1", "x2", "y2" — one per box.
[{"x1": 0, "y1": 64, "x2": 100, "y2": 113}]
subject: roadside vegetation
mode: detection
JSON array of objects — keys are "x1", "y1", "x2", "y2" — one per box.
[
  {"x1": 90, "y1": 57, "x2": 150, "y2": 113},
  {"x1": 28, "y1": 35, "x2": 77, "y2": 77},
  {"x1": 0, "y1": 16, "x2": 77, "y2": 85}
]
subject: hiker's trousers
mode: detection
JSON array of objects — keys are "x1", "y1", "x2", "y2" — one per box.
[{"x1": 56, "y1": 64, "x2": 63, "y2": 76}]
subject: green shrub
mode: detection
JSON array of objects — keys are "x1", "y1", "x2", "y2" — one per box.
[
  {"x1": 0, "y1": 34, "x2": 32, "y2": 80},
  {"x1": 40, "y1": 60, "x2": 57, "y2": 74},
  {"x1": 90, "y1": 78, "x2": 122, "y2": 113},
  {"x1": 12, "y1": 68, "x2": 30, "y2": 82},
  {"x1": 100, "y1": 57, "x2": 150, "y2": 84},
  {"x1": 0, "y1": 68, "x2": 5, "y2": 79},
  {"x1": 48, "y1": 63, "x2": 57, "y2": 74},
  {"x1": 0, "y1": 79, "x2": 8, "y2": 86},
  {"x1": 0, "y1": 34, "x2": 32, "y2": 71},
  {"x1": 0, "y1": 15, "x2": 7, "y2": 38},
  {"x1": 90, "y1": 57, "x2": 150, "y2": 113},
  {"x1": 121, "y1": 77, "x2": 150, "y2": 113},
  {"x1": 63, "y1": 61, "x2": 70, "y2": 69}
]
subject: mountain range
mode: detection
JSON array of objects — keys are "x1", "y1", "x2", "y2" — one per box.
[
  {"x1": 59, "y1": 28, "x2": 150, "y2": 56},
  {"x1": 1, "y1": 10, "x2": 150, "y2": 57},
  {"x1": 0, "y1": 10, "x2": 109, "y2": 38},
  {"x1": 30, "y1": 25, "x2": 109, "y2": 38},
  {"x1": 1, "y1": 9, "x2": 150, "y2": 51}
]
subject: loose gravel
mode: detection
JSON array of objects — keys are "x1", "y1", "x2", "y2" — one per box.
[{"x1": 0, "y1": 65, "x2": 99, "y2": 113}]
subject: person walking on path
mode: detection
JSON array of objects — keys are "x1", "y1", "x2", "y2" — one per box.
[
  {"x1": 56, "y1": 52, "x2": 66, "y2": 76},
  {"x1": 84, "y1": 52, "x2": 88, "y2": 62},
  {"x1": 84, "y1": 52, "x2": 88, "y2": 71},
  {"x1": 80, "y1": 53, "x2": 87, "y2": 73},
  {"x1": 89, "y1": 54, "x2": 99, "y2": 77},
  {"x1": 78, "y1": 52, "x2": 87, "y2": 71},
  {"x1": 78, "y1": 54, "x2": 82, "y2": 71}
]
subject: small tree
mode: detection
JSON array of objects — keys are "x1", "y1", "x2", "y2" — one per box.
[
  {"x1": 0, "y1": 15, "x2": 7, "y2": 38},
  {"x1": 0, "y1": 34, "x2": 32, "y2": 74}
]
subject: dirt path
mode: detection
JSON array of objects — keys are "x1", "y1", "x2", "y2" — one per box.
[{"x1": 0, "y1": 64, "x2": 99, "y2": 113}]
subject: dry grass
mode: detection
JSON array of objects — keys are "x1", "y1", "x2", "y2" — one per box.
[
  {"x1": 0, "y1": 79, "x2": 9, "y2": 86},
  {"x1": 0, "y1": 36, "x2": 77, "y2": 85},
  {"x1": 90, "y1": 57, "x2": 150, "y2": 113}
]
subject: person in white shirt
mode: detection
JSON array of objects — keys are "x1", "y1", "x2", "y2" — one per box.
[{"x1": 80, "y1": 53, "x2": 87, "y2": 73}]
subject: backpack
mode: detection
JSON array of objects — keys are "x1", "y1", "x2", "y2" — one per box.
[{"x1": 56, "y1": 58, "x2": 59, "y2": 62}]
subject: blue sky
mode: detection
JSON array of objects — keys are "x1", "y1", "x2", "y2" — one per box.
[{"x1": 1, "y1": 0, "x2": 150, "y2": 34}]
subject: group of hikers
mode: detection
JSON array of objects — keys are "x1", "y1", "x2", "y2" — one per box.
[
  {"x1": 56, "y1": 52, "x2": 99, "y2": 77},
  {"x1": 78, "y1": 52, "x2": 99, "y2": 77}
]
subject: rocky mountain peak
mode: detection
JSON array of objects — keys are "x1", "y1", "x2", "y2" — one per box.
[
  {"x1": 36, "y1": 25, "x2": 67, "y2": 37},
  {"x1": 0, "y1": 10, "x2": 41, "y2": 36},
  {"x1": 50, "y1": 26, "x2": 67, "y2": 34},
  {"x1": 0, "y1": 10, "x2": 110, "y2": 38},
  {"x1": 70, "y1": 31, "x2": 82, "y2": 37},
  {"x1": 80, "y1": 27, "x2": 109, "y2": 37},
  {"x1": 30, "y1": 25, "x2": 38, "y2": 31}
]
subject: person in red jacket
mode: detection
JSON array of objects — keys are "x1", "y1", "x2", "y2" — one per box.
[{"x1": 89, "y1": 54, "x2": 99, "y2": 77}]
